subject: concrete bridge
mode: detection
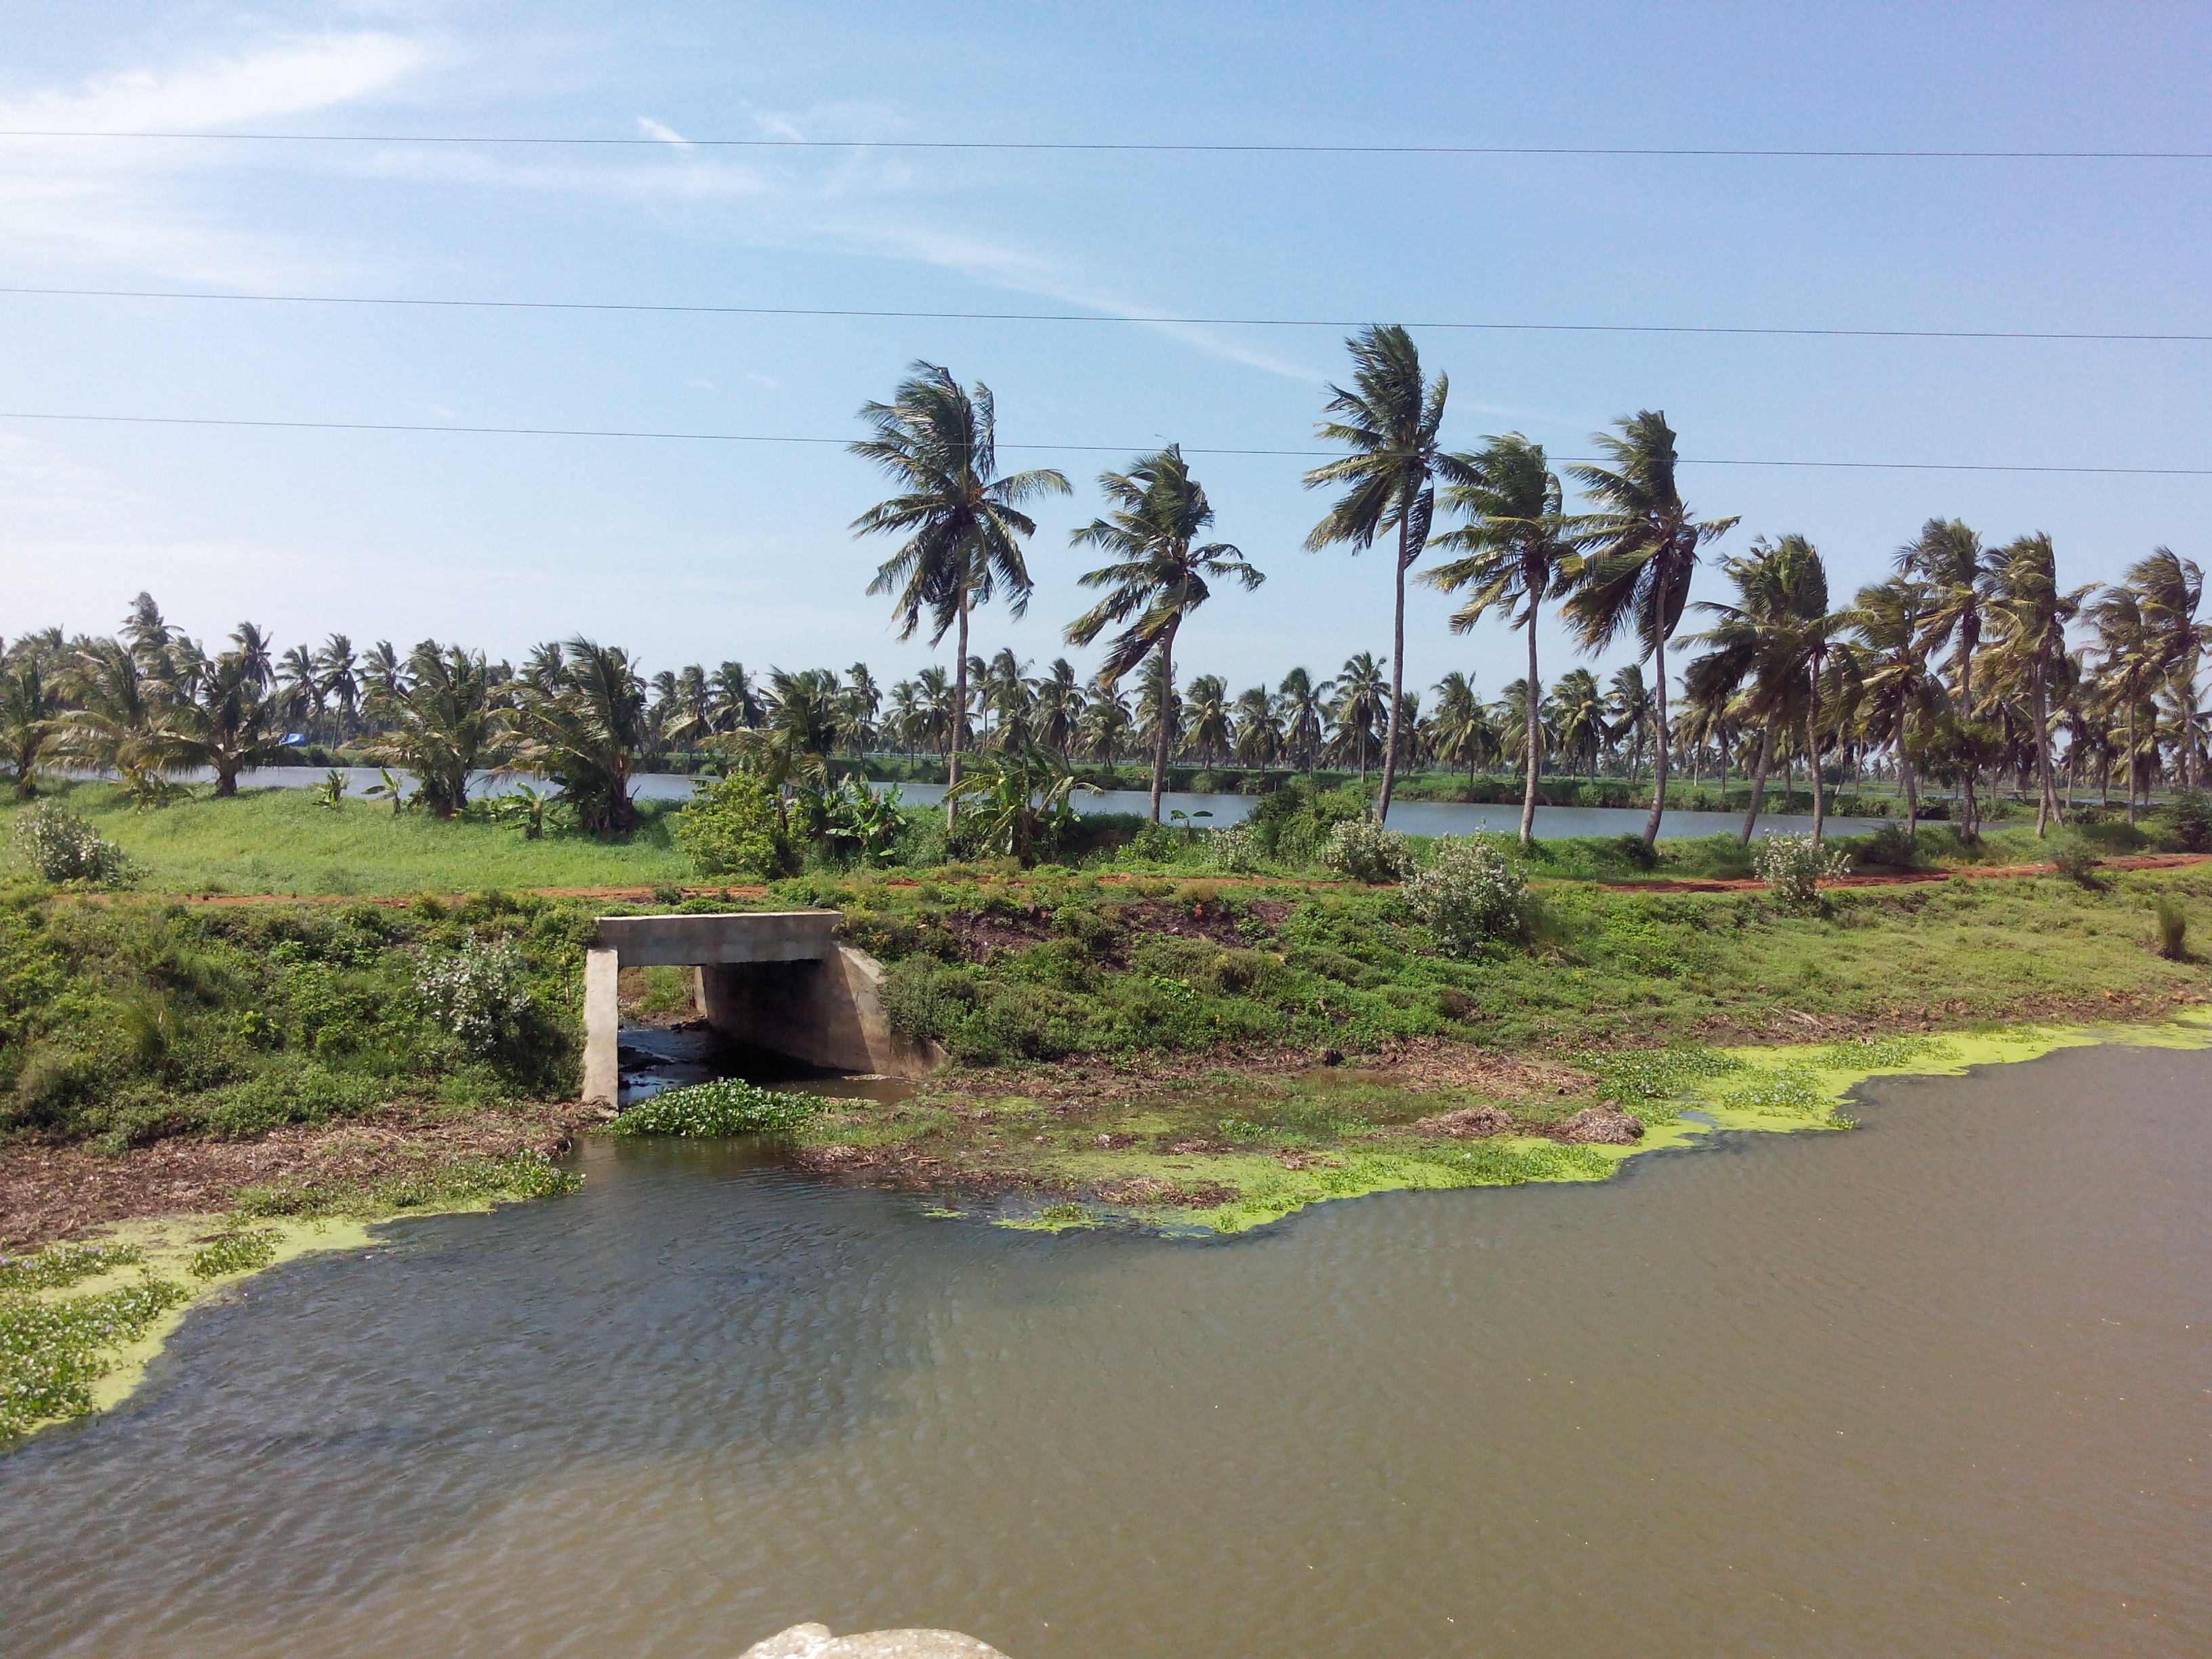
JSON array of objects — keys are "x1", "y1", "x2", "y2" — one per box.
[{"x1": 581, "y1": 911, "x2": 939, "y2": 1105}]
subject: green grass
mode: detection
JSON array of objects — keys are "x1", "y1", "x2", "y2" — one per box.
[{"x1": 1, "y1": 781, "x2": 696, "y2": 896}]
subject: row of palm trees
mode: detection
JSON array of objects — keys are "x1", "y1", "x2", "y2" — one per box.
[{"x1": 843, "y1": 329, "x2": 2201, "y2": 844}]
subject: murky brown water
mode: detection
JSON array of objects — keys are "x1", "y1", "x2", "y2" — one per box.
[{"x1": 3, "y1": 1043, "x2": 2207, "y2": 1657}]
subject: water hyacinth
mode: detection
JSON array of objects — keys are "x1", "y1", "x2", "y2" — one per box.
[
  {"x1": 1, "y1": 1279, "x2": 190, "y2": 1439},
  {"x1": 611, "y1": 1078, "x2": 830, "y2": 1136}
]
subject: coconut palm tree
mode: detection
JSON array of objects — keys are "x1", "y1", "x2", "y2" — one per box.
[
  {"x1": 2086, "y1": 586, "x2": 2164, "y2": 825},
  {"x1": 1896, "y1": 518, "x2": 2002, "y2": 837},
  {"x1": 1278, "y1": 668, "x2": 1330, "y2": 775},
  {"x1": 276, "y1": 645, "x2": 323, "y2": 739},
  {"x1": 711, "y1": 661, "x2": 765, "y2": 733},
  {"x1": 1183, "y1": 674, "x2": 1233, "y2": 767},
  {"x1": 1984, "y1": 533, "x2": 2093, "y2": 834},
  {"x1": 1422, "y1": 432, "x2": 1572, "y2": 844},
  {"x1": 1233, "y1": 686, "x2": 1285, "y2": 769},
  {"x1": 1079, "y1": 680, "x2": 1134, "y2": 765},
  {"x1": 1547, "y1": 669, "x2": 1609, "y2": 779},
  {"x1": 227, "y1": 621, "x2": 276, "y2": 693},
  {"x1": 1607, "y1": 665, "x2": 1656, "y2": 781},
  {"x1": 2125, "y1": 546, "x2": 2206, "y2": 790},
  {"x1": 364, "y1": 642, "x2": 501, "y2": 817},
  {"x1": 1033, "y1": 658, "x2": 1085, "y2": 754},
  {"x1": 1303, "y1": 325, "x2": 1452, "y2": 823},
  {"x1": 163, "y1": 649, "x2": 293, "y2": 796},
  {"x1": 1429, "y1": 670, "x2": 1499, "y2": 794},
  {"x1": 59, "y1": 640, "x2": 178, "y2": 789},
  {"x1": 1066, "y1": 444, "x2": 1262, "y2": 821},
  {"x1": 1849, "y1": 577, "x2": 1946, "y2": 836},
  {"x1": 852, "y1": 363, "x2": 1069, "y2": 821},
  {"x1": 314, "y1": 635, "x2": 360, "y2": 739},
  {"x1": 0, "y1": 659, "x2": 58, "y2": 798},
  {"x1": 511, "y1": 637, "x2": 649, "y2": 833},
  {"x1": 1329, "y1": 652, "x2": 1390, "y2": 783},
  {"x1": 1563, "y1": 411, "x2": 1740, "y2": 848}
]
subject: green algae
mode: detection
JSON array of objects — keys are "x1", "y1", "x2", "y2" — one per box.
[{"x1": 987, "y1": 1010, "x2": 2212, "y2": 1237}]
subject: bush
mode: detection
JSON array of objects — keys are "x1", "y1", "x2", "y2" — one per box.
[
  {"x1": 1401, "y1": 838, "x2": 1530, "y2": 955},
  {"x1": 610, "y1": 1078, "x2": 827, "y2": 1135},
  {"x1": 1852, "y1": 823, "x2": 1923, "y2": 869},
  {"x1": 1324, "y1": 817, "x2": 1415, "y2": 884},
  {"x1": 2156, "y1": 790, "x2": 2211, "y2": 854},
  {"x1": 1752, "y1": 832, "x2": 1849, "y2": 910},
  {"x1": 1207, "y1": 820, "x2": 1262, "y2": 874},
  {"x1": 673, "y1": 773, "x2": 788, "y2": 878},
  {"x1": 2049, "y1": 832, "x2": 2103, "y2": 886},
  {"x1": 2155, "y1": 895, "x2": 2188, "y2": 960},
  {"x1": 413, "y1": 935, "x2": 533, "y2": 1057},
  {"x1": 11, "y1": 804, "x2": 138, "y2": 886}
]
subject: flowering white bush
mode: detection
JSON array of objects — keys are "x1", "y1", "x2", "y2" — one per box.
[
  {"x1": 414, "y1": 935, "x2": 533, "y2": 1055},
  {"x1": 1753, "y1": 832, "x2": 1850, "y2": 909},
  {"x1": 1324, "y1": 817, "x2": 1415, "y2": 884},
  {"x1": 1402, "y1": 837, "x2": 1530, "y2": 954},
  {"x1": 11, "y1": 803, "x2": 138, "y2": 885},
  {"x1": 1206, "y1": 820, "x2": 1262, "y2": 874}
]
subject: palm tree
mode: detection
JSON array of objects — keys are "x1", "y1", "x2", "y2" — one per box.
[
  {"x1": 1065, "y1": 444, "x2": 1261, "y2": 820},
  {"x1": 1329, "y1": 651, "x2": 1390, "y2": 783},
  {"x1": 1896, "y1": 518, "x2": 2002, "y2": 837},
  {"x1": 1607, "y1": 665, "x2": 1656, "y2": 781},
  {"x1": 0, "y1": 659, "x2": 57, "y2": 798},
  {"x1": 1422, "y1": 432, "x2": 1572, "y2": 844},
  {"x1": 314, "y1": 635, "x2": 360, "y2": 739},
  {"x1": 1078, "y1": 680, "x2": 1133, "y2": 765},
  {"x1": 1985, "y1": 533, "x2": 2092, "y2": 834},
  {"x1": 226, "y1": 622, "x2": 276, "y2": 693},
  {"x1": 1563, "y1": 411, "x2": 1740, "y2": 848},
  {"x1": 164, "y1": 649, "x2": 293, "y2": 796},
  {"x1": 512, "y1": 638, "x2": 649, "y2": 833},
  {"x1": 1033, "y1": 658, "x2": 1085, "y2": 754},
  {"x1": 1302, "y1": 324, "x2": 1451, "y2": 823},
  {"x1": 841, "y1": 662, "x2": 882, "y2": 757},
  {"x1": 276, "y1": 645, "x2": 323, "y2": 739},
  {"x1": 2086, "y1": 586, "x2": 2164, "y2": 825},
  {"x1": 1429, "y1": 670, "x2": 1498, "y2": 794},
  {"x1": 1849, "y1": 577, "x2": 1946, "y2": 836},
  {"x1": 2126, "y1": 546, "x2": 2206, "y2": 790},
  {"x1": 59, "y1": 640, "x2": 178, "y2": 787},
  {"x1": 1547, "y1": 669, "x2": 1608, "y2": 779},
  {"x1": 1183, "y1": 674, "x2": 1233, "y2": 766},
  {"x1": 852, "y1": 363, "x2": 1069, "y2": 821},
  {"x1": 980, "y1": 649, "x2": 1035, "y2": 752},
  {"x1": 712, "y1": 661, "x2": 765, "y2": 733},
  {"x1": 1277, "y1": 668, "x2": 1330, "y2": 775},
  {"x1": 1233, "y1": 686, "x2": 1285, "y2": 768},
  {"x1": 364, "y1": 643, "x2": 501, "y2": 817},
  {"x1": 915, "y1": 665, "x2": 956, "y2": 758}
]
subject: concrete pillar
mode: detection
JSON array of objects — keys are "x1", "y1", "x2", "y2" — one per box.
[
  {"x1": 582, "y1": 946, "x2": 621, "y2": 1105},
  {"x1": 695, "y1": 945, "x2": 941, "y2": 1078}
]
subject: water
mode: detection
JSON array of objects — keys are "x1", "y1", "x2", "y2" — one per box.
[
  {"x1": 197, "y1": 766, "x2": 1882, "y2": 841},
  {"x1": 6, "y1": 1042, "x2": 2204, "y2": 1658}
]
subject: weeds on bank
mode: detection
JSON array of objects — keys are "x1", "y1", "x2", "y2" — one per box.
[
  {"x1": 1, "y1": 1277, "x2": 191, "y2": 1439},
  {"x1": 189, "y1": 1230, "x2": 280, "y2": 1277},
  {"x1": 0, "y1": 1242, "x2": 144, "y2": 1292},
  {"x1": 607, "y1": 1078, "x2": 830, "y2": 1136},
  {"x1": 226, "y1": 1150, "x2": 580, "y2": 1222}
]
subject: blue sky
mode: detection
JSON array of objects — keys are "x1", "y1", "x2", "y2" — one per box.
[{"x1": 3, "y1": 1, "x2": 2209, "y2": 702}]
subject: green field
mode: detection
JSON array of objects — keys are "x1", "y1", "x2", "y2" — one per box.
[{"x1": 1, "y1": 782, "x2": 699, "y2": 896}]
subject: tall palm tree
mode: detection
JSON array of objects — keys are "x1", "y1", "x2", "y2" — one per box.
[
  {"x1": 1183, "y1": 674, "x2": 1233, "y2": 766},
  {"x1": 1078, "y1": 680, "x2": 1133, "y2": 766},
  {"x1": 1302, "y1": 324, "x2": 1452, "y2": 823},
  {"x1": 1563, "y1": 411, "x2": 1740, "y2": 848},
  {"x1": 227, "y1": 622, "x2": 276, "y2": 693},
  {"x1": 1277, "y1": 668, "x2": 1330, "y2": 775},
  {"x1": 1547, "y1": 669, "x2": 1608, "y2": 779},
  {"x1": 314, "y1": 634, "x2": 360, "y2": 739},
  {"x1": 1896, "y1": 518, "x2": 2002, "y2": 836},
  {"x1": 276, "y1": 645, "x2": 323, "y2": 739},
  {"x1": 1033, "y1": 658, "x2": 1085, "y2": 754},
  {"x1": 2086, "y1": 586, "x2": 2163, "y2": 825},
  {"x1": 1607, "y1": 664, "x2": 1656, "y2": 781},
  {"x1": 59, "y1": 640, "x2": 178, "y2": 785},
  {"x1": 1985, "y1": 533, "x2": 2092, "y2": 834},
  {"x1": 852, "y1": 363, "x2": 1069, "y2": 821},
  {"x1": 915, "y1": 665, "x2": 956, "y2": 757},
  {"x1": 1329, "y1": 651, "x2": 1390, "y2": 783},
  {"x1": 1849, "y1": 577, "x2": 1946, "y2": 836},
  {"x1": 1233, "y1": 686, "x2": 1285, "y2": 768},
  {"x1": 2126, "y1": 546, "x2": 2206, "y2": 790},
  {"x1": 1422, "y1": 432, "x2": 1572, "y2": 844},
  {"x1": 1065, "y1": 444, "x2": 1262, "y2": 820}
]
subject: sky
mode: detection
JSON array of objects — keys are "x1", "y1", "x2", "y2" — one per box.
[{"x1": 3, "y1": 1, "x2": 2209, "y2": 703}]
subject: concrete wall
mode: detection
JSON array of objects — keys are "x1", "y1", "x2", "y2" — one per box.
[
  {"x1": 695, "y1": 945, "x2": 941, "y2": 1080},
  {"x1": 580, "y1": 910, "x2": 939, "y2": 1105}
]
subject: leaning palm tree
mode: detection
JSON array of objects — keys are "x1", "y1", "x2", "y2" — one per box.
[
  {"x1": 852, "y1": 363, "x2": 1069, "y2": 821},
  {"x1": 2125, "y1": 546, "x2": 2205, "y2": 790},
  {"x1": 1065, "y1": 444, "x2": 1262, "y2": 820},
  {"x1": 1563, "y1": 411, "x2": 1740, "y2": 848},
  {"x1": 1422, "y1": 432, "x2": 1572, "y2": 844},
  {"x1": 1302, "y1": 324, "x2": 1452, "y2": 823}
]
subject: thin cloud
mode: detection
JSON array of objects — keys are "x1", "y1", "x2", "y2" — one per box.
[{"x1": 636, "y1": 116, "x2": 692, "y2": 148}]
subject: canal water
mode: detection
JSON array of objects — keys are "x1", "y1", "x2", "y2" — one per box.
[{"x1": 3, "y1": 1042, "x2": 2205, "y2": 1658}]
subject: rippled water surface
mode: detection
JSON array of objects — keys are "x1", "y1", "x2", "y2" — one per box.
[{"x1": 4, "y1": 1044, "x2": 2207, "y2": 1658}]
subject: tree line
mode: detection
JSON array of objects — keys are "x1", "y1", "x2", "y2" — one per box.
[{"x1": 3, "y1": 326, "x2": 2202, "y2": 847}]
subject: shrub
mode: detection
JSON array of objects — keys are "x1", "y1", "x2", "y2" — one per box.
[
  {"x1": 1401, "y1": 838, "x2": 1529, "y2": 955},
  {"x1": 2048, "y1": 832, "x2": 2103, "y2": 886},
  {"x1": 1324, "y1": 817, "x2": 1415, "y2": 884},
  {"x1": 11, "y1": 804, "x2": 138, "y2": 886},
  {"x1": 413, "y1": 935, "x2": 533, "y2": 1057},
  {"x1": 673, "y1": 773, "x2": 788, "y2": 878},
  {"x1": 1207, "y1": 820, "x2": 1262, "y2": 874},
  {"x1": 611, "y1": 1078, "x2": 827, "y2": 1136},
  {"x1": 1851, "y1": 823, "x2": 1923, "y2": 869},
  {"x1": 1751, "y1": 832, "x2": 1849, "y2": 910},
  {"x1": 2155, "y1": 895, "x2": 2188, "y2": 960},
  {"x1": 2157, "y1": 790, "x2": 2211, "y2": 854}
]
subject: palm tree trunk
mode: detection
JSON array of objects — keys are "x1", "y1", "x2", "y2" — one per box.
[
  {"x1": 2032, "y1": 650, "x2": 2059, "y2": 836},
  {"x1": 1739, "y1": 722, "x2": 1775, "y2": 846},
  {"x1": 1809, "y1": 668, "x2": 1827, "y2": 846},
  {"x1": 1376, "y1": 516, "x2": 1410, "y2": 825},
  {"x1": 947, "y1": 598, "x2": 969, "y2": 830},
  {"x1": 2127, "y1": 701, "x2": 2139, "y2": 827},
  {"x1": 1149, "y1": 627, "x2": 1176, "y2": 824},
  {"x1": 1519, "y1": 617, "x2": 1541, "y2": 846},
  {"x1": 1901, "y1": 736, "x2": 1919, "y2": 839},
  {"x1": 1640, "y1": 636, "x2": 1671, "y2": 849}
]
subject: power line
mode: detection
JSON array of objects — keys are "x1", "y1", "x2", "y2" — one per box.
[
  {"x1": 2, "y1": 130, "x2": 2207, "y2": 160},
  {"x1": 3, "y1": 409, "x2": 2205, "y2": 475},
  {"x1": 5, "y1": 284, "x2": 2203, "y2": 343}
]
